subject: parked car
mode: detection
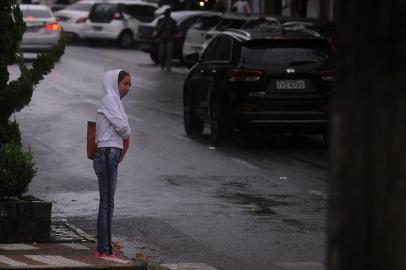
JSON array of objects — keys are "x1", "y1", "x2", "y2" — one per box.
[
  {"x1": 50, "y1": 0, "x2": 79, "y2": 12},
  {"x1": 183, "y1": 28, "x2": 334, "y2": 144},
  {"x1": 54, "y1": 0, "x2": 101, "y2": 41},
  {"x1": 136, "y1": 10, "x2": 221, "y2": 64},
  {"x1": 183, "y1": 14, "x2": 279, "y2": 59},
  {"x1": 20, "y1": 4, "x2": 62, "y2": 52},
  {"x1": 83, "y1": 0, "x2": 157, "y2": 48}
]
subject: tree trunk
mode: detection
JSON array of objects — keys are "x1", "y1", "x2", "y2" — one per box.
[{"x1": 329, "y1": 1, "x2": 406, "y2": 270}]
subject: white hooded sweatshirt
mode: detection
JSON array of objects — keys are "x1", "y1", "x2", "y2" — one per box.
[{"x1": 95, "y1": 69, "x2": 131, "y2": 149}]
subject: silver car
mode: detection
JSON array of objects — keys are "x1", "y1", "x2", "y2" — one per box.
[{"x1": 20, "y1": 4, "x2": 62, "y2": 52}]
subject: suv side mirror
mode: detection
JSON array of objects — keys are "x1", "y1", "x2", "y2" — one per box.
[{"x1": 184, "y1": 53, "x2": 200, "y2": 66}]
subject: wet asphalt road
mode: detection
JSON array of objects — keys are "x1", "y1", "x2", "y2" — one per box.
[{"x1": 12, "y1": 45, "x2": 328, "y2": 270}]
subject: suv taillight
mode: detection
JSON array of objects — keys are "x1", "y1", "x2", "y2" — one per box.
[
  {"x1": 227, "y1": 69, "x2": 263, "y2": 82},
  {"x1": 45, "y1": 22, "x2": 61, "y2": 31},
  {"x1": 319, "y1": 70, "x2": 334, "y2": 82},
  {"x1": 113, "y1": 12, "x2": 123, "y2": 20}
]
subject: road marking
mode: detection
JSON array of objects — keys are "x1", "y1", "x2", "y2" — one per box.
[
  {"x1": 0, "y1": 255, "x2": 28, "y2": 266},
  {"x1": 276, "y1": 261, "x2": 325, "y2": 270},
  {"x1": 25, "y1": 255, "x2": 90, "y2": 266},
  {"x1": 161, "y1": 263, "x2": 220, "y2": 270},
  {"x1": 0, "y1": 244, "x2": 38, "y2": 250},
  {"x1": 100, "y1": 257, "x2": 132, "y2": 264},
  {"x1": 231, "y1": 157, "x2": 260, "y2": 170},
  {"x1": 59, "y1": 243, "x2": 90, "y2": 250}
]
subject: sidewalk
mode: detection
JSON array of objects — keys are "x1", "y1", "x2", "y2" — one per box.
[{"x1": 0, "y1": 221, "x2": 147, "y2": 270}]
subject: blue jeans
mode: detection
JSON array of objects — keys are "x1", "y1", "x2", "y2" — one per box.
[
  {"x1": 159, "y1": 39, "x2": 173, "y2": 69},
  {"x1": 93, "y1": 147, "x2": 121, "y2": 254}
]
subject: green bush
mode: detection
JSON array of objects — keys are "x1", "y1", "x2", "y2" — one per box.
[
  {"x1": 0, "y1": 0, "x2": 65, "y2": 197},
  {"x1": 0, "y1": 143, "x2": 37, "y2": 197}
]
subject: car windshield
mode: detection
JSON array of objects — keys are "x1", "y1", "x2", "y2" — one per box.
[
  {"x1": 66, "y1": 2, "x2": 94, "y2": 11},
  {"x1": 21, "y1": 8, "x2": 52, "y2": 18},
  {"x1": 240, "y1": 39, "x2": 333, "y2": 66}
]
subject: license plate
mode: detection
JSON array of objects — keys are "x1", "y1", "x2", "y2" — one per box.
[
  {"x1": 276, "y1": 80, "x2": 306, "y2": 89},
  {"x1": 93, "y1": 26, "x2": 103, "y2": 31}
]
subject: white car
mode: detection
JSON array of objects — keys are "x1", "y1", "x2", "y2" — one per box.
[
  {"x1": 20, "y1": 4, "x2": 62, "y2": 52},
  {"x1": 54, "y1": 0, "x2": 101, "y2": 41},
  {"x1": 183, "y1": 14, "x2": 279, "y2": 58},
  {"x1": 83, "y1": 0, "x2": 157, "y2": 48}
]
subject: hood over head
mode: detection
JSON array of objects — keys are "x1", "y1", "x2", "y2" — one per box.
[{"x1": 103, "y1": 69, "x2": 121, "y2": 98}]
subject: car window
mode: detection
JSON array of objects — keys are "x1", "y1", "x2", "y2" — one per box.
[
  {"x1": 211, "y1": 37, "x2": 232, "y2": 61},
  {"x1": 124, "y1": 4, "x2": 156, "y2": 23},
  {"x1": 240, "y1": 39, "x2": 333, "y2": 66},
  {"x1": 66, "y1": 2, "x2": 94, "y2": 11},
  {"x1": 215, "y1": 18, "x2": 246, "y2": 31},
  {"x1": 242, "y1": 18, "x2": 278, "y2": 29},
  {"x1": 21, "y1": 9, "x2": 52, "y2": 18},
  {"x1": 178, "y1": 16, "x2": 199, "y2": 33},
  {"x1": 202, "y1": 38, "x2": 219, "y2": 62},
  {"x1": 191, "y1": 15, "x2": 221, "y2": 31},
  {"x1": 89, "y1": 3, "x2": 118, "y2": 23}
]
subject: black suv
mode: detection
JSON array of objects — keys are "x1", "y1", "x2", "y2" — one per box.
[{"x1": 183, "y1": 28, "x2": 334, "y2": 144}]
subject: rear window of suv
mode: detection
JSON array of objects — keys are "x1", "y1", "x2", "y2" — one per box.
[
  {"x1": 66, "y1": 2, "x2": 94, "y2": 11},
  {"x1": 240, "y1": 39, "x2": 333, "y2": 66},
  {"x1": 21, "y1": 8, "x2": 52, "y2": 18},
  {"x1": 89, "y1": 3, "x2": 155, "y2": 23}
]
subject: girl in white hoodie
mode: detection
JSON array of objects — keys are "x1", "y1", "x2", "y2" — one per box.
[{"x1": 93, "y1": 69, "x2": 131, "y2": 257}]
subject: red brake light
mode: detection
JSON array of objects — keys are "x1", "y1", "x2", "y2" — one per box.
[
  {"x1": 75, "y1": 17, "x2": 87, "y2": 23},
  {"x1": 227, "y1": 69, "x2": 263, "y2": 82},
  {"x1": 45, "y1": 22, "x2": 61, "y2": 31},
  {"x1": 113, "y1": 12, "x2": 123, "y2": 20},
  {"x1": 26, "y1": 15, "x2": 34, "y2": 20},
  {"x1": 319, "y1": 70, "x2": 334, "y2": 82}
]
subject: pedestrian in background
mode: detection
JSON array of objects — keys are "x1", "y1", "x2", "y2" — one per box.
[
  {"x1": 232, "y1": 0, "x2": 251, "y2": 15},
  {"x1": 156, "y1": 9, "x2": 178, "y2": 71},
  {"x1": 93, "y1": 69, "x2": 131, "y2": 257}
]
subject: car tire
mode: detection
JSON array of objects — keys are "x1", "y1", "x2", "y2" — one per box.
[
  {"x1": 184, "y1": 92, "x2": 204, "y2": 136},
  {"x1": 118, "y1": 31, "x2": 133, "y2": 48},
  {"x1": 209, "y1": 97, "x2": 228, "y2": 145},
  {"x1": 150, "y1": 49, "x2": 160, "y2": 64}
]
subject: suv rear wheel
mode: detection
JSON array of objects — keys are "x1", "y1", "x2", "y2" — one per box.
[
  {"x1": 184, "y1": 92, "x2": 204, "y2": 136},
  {"x1": 209, "y1": 97, "x2": 228, "y2": 145},
  {"x1": 118, "y1": 31, "x2": 133, "y2": 48}
]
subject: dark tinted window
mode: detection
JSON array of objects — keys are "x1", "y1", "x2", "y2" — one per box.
[
  {"x1": 240, "y1": 39, "x2": 333, "y2": 66},
  {"x1": 178, "y1": 16, "x2": 199, "y2": 33},
  {"x1": 215, "y1": 18, "x2": 246, "y2": 31},
  {"x1": 21, "y1": 8, "x2": 52, "y2": 18},
  {"x1": 242, "y1": 18, "x2": 279, "y2": 29},
  {"x1": 211, "y1": 37, "x2": 232, "y2": 61},
  {"x1": 202, "y1": 38, "x2": 219, "y2": 61},
  {"x1": 89, "y1": 3, "x2": 118, "y2": 23},
  {"x1": 191, "y1": 15, "x2": 221, "y2": 30},
  {"x1": 124, "y1": 4, "x2": 156, "y2": 22},
  {"x1": 66, "y1": 2, "x2": 94, "y2": 11}
]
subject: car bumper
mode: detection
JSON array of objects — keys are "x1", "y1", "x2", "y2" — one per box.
[
  {"x1": 21, "y1": 32, "x2": 61, "y2": 52},
  {"x1": 231, "y1": 110, "x2": 328, "y2": 131},
  {"x1": 60, "y1": 22, "x2": 87, "y2": 39}
]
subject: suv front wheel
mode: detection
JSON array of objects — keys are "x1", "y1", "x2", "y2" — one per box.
[
  {"x1": 118, "y1": 31, "x2": 133, "y2": 48},
  {"x1": 209, "y1": 97, "x2": 229, "y2": 145},
  {"x1": 184, "y1": 92, "x2": 204, "y2": 136}
]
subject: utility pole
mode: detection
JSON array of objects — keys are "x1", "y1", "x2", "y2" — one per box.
[{"x1": 329, "y1": 1, "x2": 406, "y2": 270}]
